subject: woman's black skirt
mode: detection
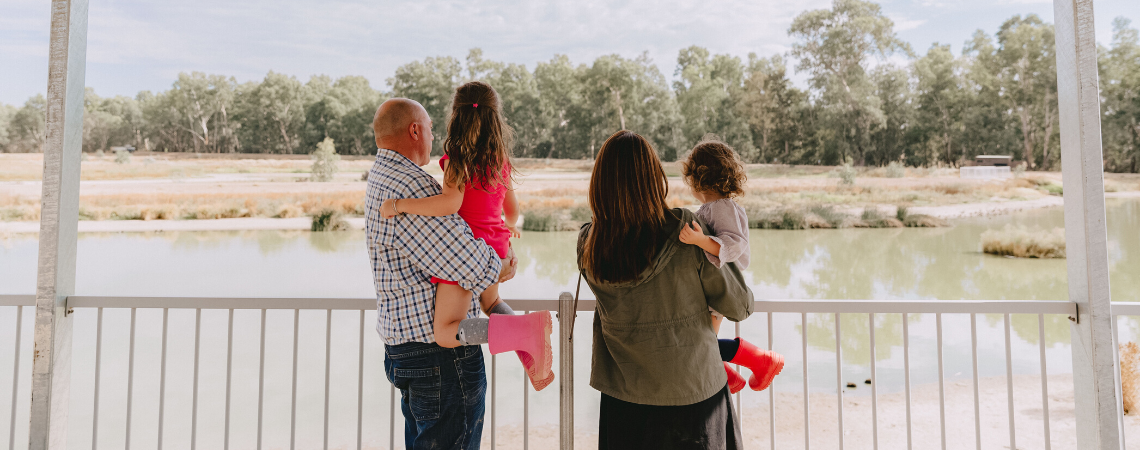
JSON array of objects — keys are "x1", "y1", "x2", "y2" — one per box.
[{"x1": 598, "y1": 385, "x2": 742, "y2": 450}]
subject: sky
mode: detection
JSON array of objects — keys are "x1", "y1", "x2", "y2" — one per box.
[{"x1": 0, "y1": 0, "x2": 1136, "y2": 105}]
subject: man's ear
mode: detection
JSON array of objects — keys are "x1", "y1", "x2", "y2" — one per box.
[{"x1": 408, "y1": 122, "x2": 420, "y2": 141}]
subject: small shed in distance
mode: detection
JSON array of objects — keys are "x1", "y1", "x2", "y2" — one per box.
[{"x1": 973, "y1": 155, "x2": 1012, "y2": 166}]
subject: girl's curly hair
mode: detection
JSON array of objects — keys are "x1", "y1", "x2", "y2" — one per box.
[{"x1": 681, "y1": 139, "x2": 747, "y2": 198}]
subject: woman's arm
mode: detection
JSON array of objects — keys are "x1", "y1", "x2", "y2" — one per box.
[{"x1": 503, "y1": 180, "x2": 521, "y2": 238}]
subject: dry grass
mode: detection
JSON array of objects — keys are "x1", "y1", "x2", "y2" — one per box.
[
  {"x1": 0, "y1": 153, "x2": 374, "y2": 181},
  {"x1": 1123, "y1": 342, "x2": 1140, "y2": 415},
  {"x1": 981, "y1": 225, "x2": 1066, "y2": 258},
  {"x1": 0, "y1": 191, "x2": 364, "y2": 221}
]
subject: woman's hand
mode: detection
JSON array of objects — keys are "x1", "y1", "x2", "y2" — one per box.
[
  {"x1": 380, "y1": 198, "x2": 399, "y2": 219},
  {"x1": 678, "y1": 221, "x2": 706, "y2": 245},
  {"x1": 507, "y1": 224, "x2": 522, "y2": 239}
]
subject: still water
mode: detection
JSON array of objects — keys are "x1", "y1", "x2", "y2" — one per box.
[{"x1": 2, "y1": 200, "x2": 1140, "y2": 449}]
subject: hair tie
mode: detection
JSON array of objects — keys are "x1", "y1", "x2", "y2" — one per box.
[{"x1": 473, "y1": 103, "x2": 479, "y2": 108}]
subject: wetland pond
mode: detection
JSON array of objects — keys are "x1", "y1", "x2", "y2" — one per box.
[{"x1": 3, "y1": 199, "x2": 1140, "y2": 449}]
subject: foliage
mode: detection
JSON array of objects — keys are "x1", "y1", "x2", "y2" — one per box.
[
  {"x1": 886, "y1": 161, "x2": 905, "y2": 178},
  {"x1": 310, "y1": 137, "x2": 340, "y2": 182},
  {"x1": 837, "y1": 157, "x2": 857, "y2": 185},
  {"x1": 311, "y1": 209, "x2": 349, "y2": 232},
  {"x1": 113, "y1": 149, "x2": 130, "y2": 164},
  {"x1": 1123, "y1": 341, "x2": 1140, "y2": 415},
  {"x1": 981, "y1": 225, "x2": 1065, "y2": 258},
  {"x1": 2, "y1": 7, "x2": 1139, "y2": 172}
]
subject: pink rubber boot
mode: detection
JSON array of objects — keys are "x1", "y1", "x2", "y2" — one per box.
[{"x1": 488, "y1": 311, "x2": 554, "y2": 391}]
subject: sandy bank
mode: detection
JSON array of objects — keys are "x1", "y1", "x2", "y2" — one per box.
[{"x1": 479, "y1": 374, "x2": 1140, "y2": 450}]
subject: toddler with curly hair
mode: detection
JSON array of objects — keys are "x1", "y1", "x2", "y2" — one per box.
[{"x1": 681, "y1": 138, "x2": 784, "y2": 394}]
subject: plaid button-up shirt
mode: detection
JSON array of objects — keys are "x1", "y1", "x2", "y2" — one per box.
[{"x1": 365, "y1": 149, "x2": 502, "y2": 345}]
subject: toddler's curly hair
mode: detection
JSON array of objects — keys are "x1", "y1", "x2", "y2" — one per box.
[{"x1": 681, "y1": 139, "x2": 747, "y2": 198}]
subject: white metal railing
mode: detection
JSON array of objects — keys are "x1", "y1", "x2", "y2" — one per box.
[{"x1": 2, "y1": 295, "x2": 1135, "y2": 449}]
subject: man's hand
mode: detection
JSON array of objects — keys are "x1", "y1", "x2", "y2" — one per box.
[
  {"x1": 380, "y1": 198, "x2": 399, "y2": 219},
  {"x1": 498, "y1": 247, "x2": 519, "y2": 283},
  {"x1": 679, "y1": 221, "x2": 707, "y2": 245}
]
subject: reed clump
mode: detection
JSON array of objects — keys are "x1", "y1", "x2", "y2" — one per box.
[
  {"x1": 1122, "y1": 342, "x2": 1140, "y2": 415},
  {"x1": 311, "y1": 209, "x2": 349, "y2": 231},
  {"x1": 981, "y1": 225, "x2": 1066, "y2": 258},
  {"x1": 746, "y1": 204, "x2": 942, "y2": 230}
]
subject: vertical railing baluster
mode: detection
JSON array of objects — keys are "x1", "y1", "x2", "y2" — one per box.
[
  {"x1": 768, "y1": 312, "x2": 774, "y2": 450},
  {"x1": 1039, "y1": 314, "x2": 1052, "y2": 450},
  {"x1": 735, "y1": 321, "x2": 741, "y2": 425},
  {"x1": 524, "y1": 311, "x2": 530, "y2": 450},
  {"x1": 491, "y1": 353, "x2": 496, "y2": 449},
  {"x1": 192, "y1": 309, "x2": 201, "y2": 450},
  {"x1": 9, "y1": 306, "x2": 22, "y2": 450},
  {"x1": 257, "y1": 309, "x2": 266, "y2": 450},
  {"x1": 324, "y1": 310, "x2": 332, "y2": 450},
  {"x1": 389, "y1": 384, "x2": 395, "y2": 450},
  {"x1": 802, "y1": 312, "x2": 809, "y2": 450},
  {"x1": 971, "y1": 313, "x2": 981, "y2": 450},
  {"x1": 835, "y1": 312, "x2": 844, "y2": 450},
  {"x1": 158, "y1": 308, "x2": 169, "y2": 450},
  {"x1": 225, "y1": 309, "x2": 234, "y2": 450},
  {"x1": 936, "y1": 313, "x2": 946, "y2": 450},
  {"x1": 1004, "y1": 313, "x2": 1016, "y2": 450},
  {"x1": 92, "y1": 308, "x2": 103, "y2": 450},
  {"x1": 291, "y1": 310, "x2": 299, "y2": 450},
  {"x1": 357, "y1": 310, "x2": 364, "y2": 450},
  {"x1": 870, "y1": 313, "x2": 878, "y2": 450},
  {"x1": 125, "y1": 308, "x2": 135, "y2": 450},
  {"x1": 1110, "y1": 314, "x2": 1126, "y2": 449},
  {"x1": 903, "y1": 313, "x2": 912, "y2": 450}
]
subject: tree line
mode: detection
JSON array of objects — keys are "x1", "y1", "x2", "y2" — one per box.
[{"x1": 0, "y1": 0, "x2": 1137, "y2": 170}]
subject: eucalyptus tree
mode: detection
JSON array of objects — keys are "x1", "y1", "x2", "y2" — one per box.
[
  {"x1": 0, "y1": 103, "x2": 14, "y2": 151},
  {"x1": 789, "y1": 0, "x2": 911, "y2": 165},
  {"x1": 304, "y1": 75, "x2": 385, "y2": 155},
  {"x1": 739, "y1": 54, "x2": 811, "y2": 163},
  {"x1": 8, "y1": 94, "x2": 46, "y2": 153},
  {"x1": 1101, "y1": 18, "x2": 1140, "y2": 172},
  {"x1": 869, "y1": 65, "x2": 915, "y2": 166},
  {"x1": 993, "y1": 14, "x2": 1058, "y2": 169},
  {"x1": 234, "y1": 72, "x2": 308, "y2": 154},
  {"x1": 389, "y1": 56, "x2": 463, "y2": 155},
  {"x1": 535, "y1": 54, "x2": 593, "y2": 159},
  {"x1": 673, "y1": 46, "x2": 753, "y2": 159},
  {"x1": 960, "y1": 30, "x2": 1021, "y2": 160},
  {"x1": 912, "y1": 43, "x2": 964, "y2": 165},
  {"x1": 584, "y1": 53, "x2": 681, "y2": 160}
]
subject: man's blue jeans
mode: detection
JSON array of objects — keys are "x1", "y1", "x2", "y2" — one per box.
[{"x1": 385, "y1": 342, "x2": 487, "y2": 450}]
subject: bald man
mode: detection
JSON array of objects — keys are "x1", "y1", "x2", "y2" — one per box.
[{"x1": 364, "y1": 98, "x2": 515, "y2": 449}]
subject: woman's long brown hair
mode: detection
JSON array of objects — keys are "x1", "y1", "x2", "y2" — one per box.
[
  {"x1": 443, "y1": 81, "x2": 515, "y2": 189},
  {"x1": 581, "y1": 131, "x2": 670, "y2": 284}
]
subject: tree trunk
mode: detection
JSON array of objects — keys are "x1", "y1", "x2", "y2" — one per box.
[{"x1": 1019, "y1": 108, "x2": 1036, "y2": 169}]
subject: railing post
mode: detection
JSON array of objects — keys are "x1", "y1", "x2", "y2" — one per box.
[
  {"x1": 558, "y1": 292, "x2": 575, "y2": 450},
  {"x1": 28, "y1": 1, "x2": 88, "y2": 449},
  {"x1": 1054, "y1": 0, "x2": 1122, "y2": 448}
]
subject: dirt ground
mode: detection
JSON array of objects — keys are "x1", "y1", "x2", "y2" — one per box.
[{"x1": 477, "y1": 374, "x2": 1140, "y2": 450}]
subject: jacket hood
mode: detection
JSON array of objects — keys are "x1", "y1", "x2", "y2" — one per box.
[{"x1": 581, "y1": 207, "x2": 695, "y2": 289}]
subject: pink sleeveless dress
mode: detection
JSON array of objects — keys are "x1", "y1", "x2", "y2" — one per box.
[{"x1": 431, "y1": 155, "x2": 511, "y2": 285}]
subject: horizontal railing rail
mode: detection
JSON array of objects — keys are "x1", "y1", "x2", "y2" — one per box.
[{"x1": 1, "y1": 296, "x2": 1130, "y2": 450}]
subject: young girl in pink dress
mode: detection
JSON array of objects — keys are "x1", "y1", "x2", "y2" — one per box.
[{"x1": 380, "y1": 81, "x2": 553, "y2": 390}]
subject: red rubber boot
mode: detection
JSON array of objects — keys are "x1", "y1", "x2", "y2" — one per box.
[
  {"x1": 728, "y1": 338, "x2": 784, "y2": 391},
  {"x1": 488, "y1": 311, "x2": 554, "y2": 391},
  {"x1": 725, "y1": 363, "x2": 746, "y2": 394}
]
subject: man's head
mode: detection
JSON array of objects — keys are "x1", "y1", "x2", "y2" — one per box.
[{"x1": 373, "y1": 98, "x2": 433, "y2": 166}]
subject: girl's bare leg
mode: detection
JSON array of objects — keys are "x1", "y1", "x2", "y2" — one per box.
[
  {"x1": 479, "y1": 283, "x2": 502, "y2": 314},
  {"x1": 433, "y1": 283, "x2": 473, "y2": 348}
]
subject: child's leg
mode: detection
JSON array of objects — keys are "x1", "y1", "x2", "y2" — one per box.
[
  {"x1": 478, "y1": 283, "x2": 501, "y2": 314},
  {"x1": 433, "y1": 283, "x2": 474, "y2": 348}
]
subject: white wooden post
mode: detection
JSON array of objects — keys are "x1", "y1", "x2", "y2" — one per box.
[
  {"x1": 1054, "y1": 0, "x2": 1122, "y2": 448},
  {"x1": 558, "y1": 291, "x2": 575, "y2": 450},
  {"x1": 28, "y1": 1, "x2": 87, "y2": 449}
]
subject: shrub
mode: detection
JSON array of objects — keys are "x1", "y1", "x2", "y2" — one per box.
[
  {"x1": 886, "y1": 161, "x2": 905, "y2": 178},
  {"x1": 114, "y1": 149, "x2": 131, "y2": 164},
  {"x1": 981, "y1": 225, "x2": 1065, "y2": 258},
  {"x1": 837, "y1": 158, "x2": 856, "y2": 186},
  {"x1": 1013, "y1": 164, "x2": 1026, "y2": 178},
  {"x1": 1123, "y1": 342, "x2": 1140, "y2": 415},
  {"x1": 311, "y1": 209, "x2": 349, "y2": 231},
  {"x1": 311, "y1": 137, "x2": 340, "y2": 182}
]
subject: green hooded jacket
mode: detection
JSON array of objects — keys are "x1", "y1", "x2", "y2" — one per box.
[{"x1": 576, "y1": 208, "x2": 755, "y2": 406}]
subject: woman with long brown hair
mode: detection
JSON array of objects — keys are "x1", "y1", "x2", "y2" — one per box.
[{"x1": 578, "y1": 131, "x2": 754, "y2": 449}]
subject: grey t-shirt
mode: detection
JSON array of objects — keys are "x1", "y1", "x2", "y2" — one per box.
[{"x1": 695, "y1": 198, "x2": 750, "y2": 270}]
